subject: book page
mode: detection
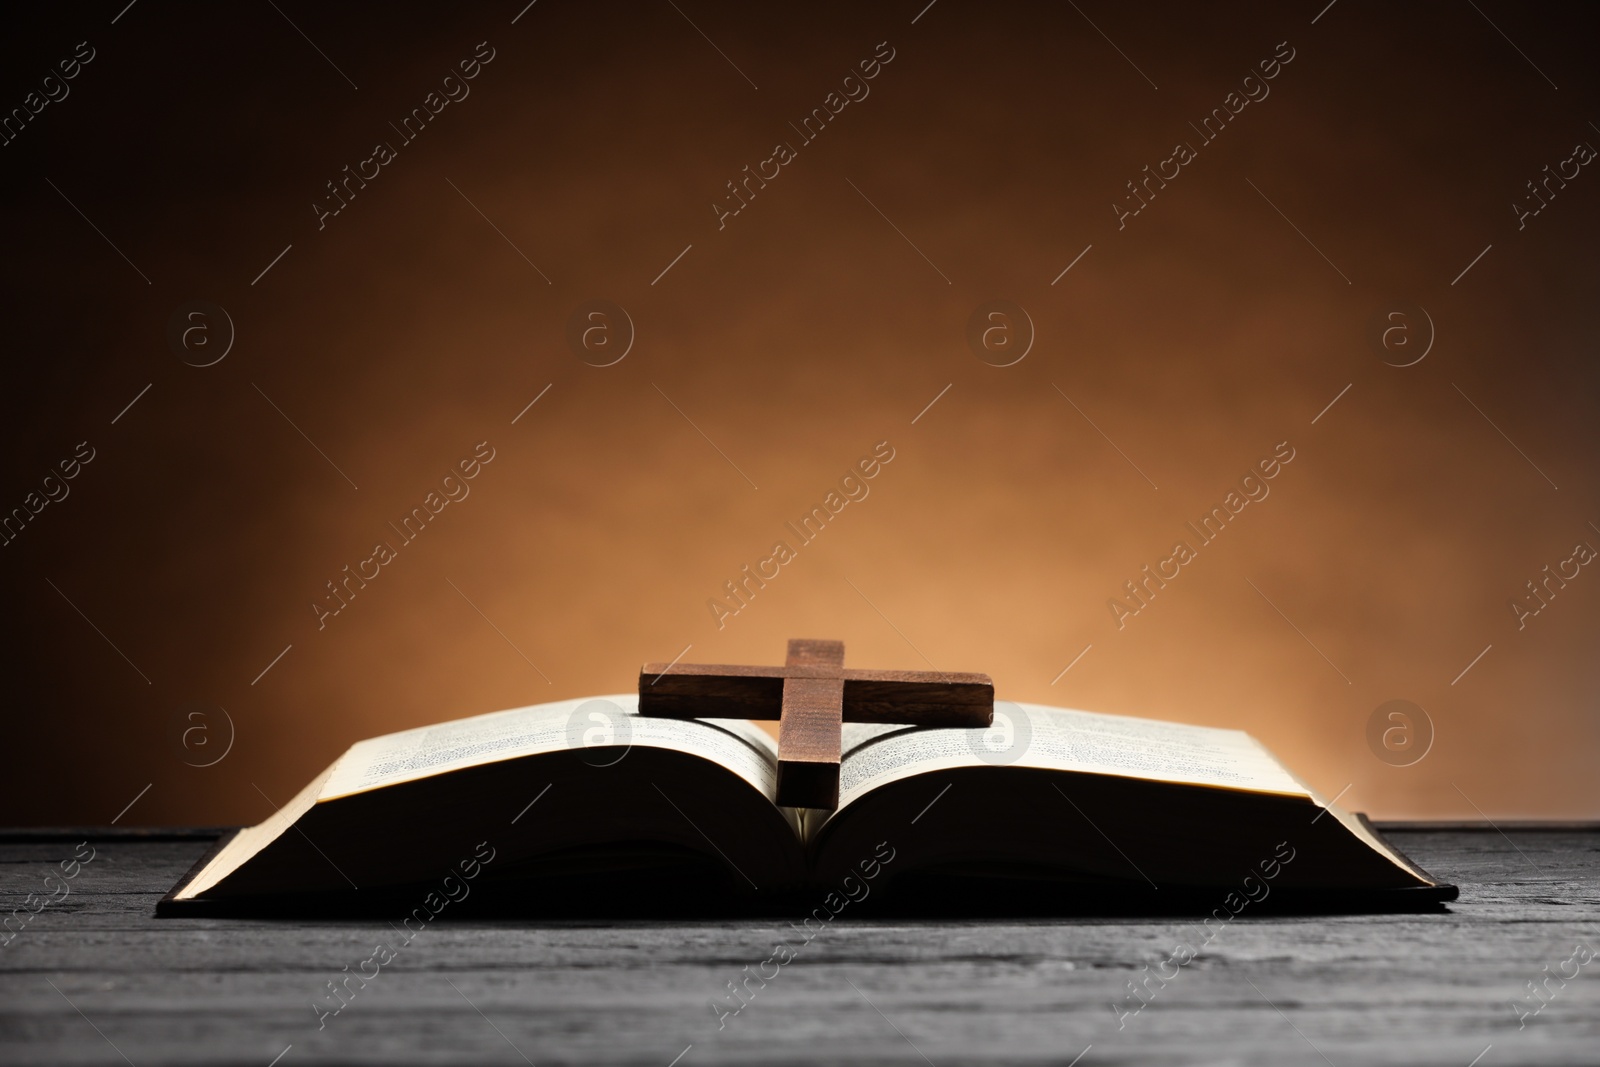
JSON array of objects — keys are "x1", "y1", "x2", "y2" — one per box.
[
  {"x1": 836, "y1": 701, "x2": 1309, "y2": 810},
  {"x1": 173, "y1": 761, "x2": 338, "y2": 900},
  {"x1": 319, "y1": 694, "x2": 779, "y2": 801}
]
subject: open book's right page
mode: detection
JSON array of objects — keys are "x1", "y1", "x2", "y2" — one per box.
[
  {"x1": 835, "y1": 702, "x2": 1311, "y2": 812},
  {"x1": 824, "y1": 702, "x2": 1448, "y2": 892}
]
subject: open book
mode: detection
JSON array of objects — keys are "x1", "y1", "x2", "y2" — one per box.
[{"x1": 161, "y1": 696, "x2": 1456, "y2": 915}]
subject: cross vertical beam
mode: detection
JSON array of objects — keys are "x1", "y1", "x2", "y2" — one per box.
[{"x1": 776, "y1": 639, "x2": 845, "y2": 809}]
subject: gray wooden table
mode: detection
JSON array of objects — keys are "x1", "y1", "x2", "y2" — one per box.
[{"x1": 1, "y1": 826, "x2": 1596, "y2": 1066}]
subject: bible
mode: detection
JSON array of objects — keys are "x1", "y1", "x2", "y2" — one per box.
[{"x1": 161, "y1": 694, "x2": 1456, "y2": 915}]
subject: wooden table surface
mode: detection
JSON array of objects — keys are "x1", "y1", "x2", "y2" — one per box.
[{"x1": 1, "y1": 826, "x2": 1596, "y2": 1066}]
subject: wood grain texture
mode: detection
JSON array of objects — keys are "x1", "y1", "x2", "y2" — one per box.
[
  {"x1": 638, "y1": 639, "x2": 992, "y2": 723},
  {"x1": 776, "y1": 676, "x2": 844, "y2": 808},
  {"x1": 637, "y1": 667, "x2": 993, "y2": 723},
  {"x1": 640, "y1": 638, "x2": 993, "y2": 807},
  {"x1": 1, "y1": 828, "x2": 1596, "y2": 1066},
  {"x1": 774, "y1": 639, "x2": 845, "y2": 808},
  {"x1": 784, "y1": 638, "x2": 845, "y2": 668}
]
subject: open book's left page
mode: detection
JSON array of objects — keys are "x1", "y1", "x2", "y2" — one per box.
[
  {"x1": 174, "y1": 696, "x2": 791, "y2": 904},
  {"x1": 322, "y1": 694, "x2": 780, "y2": 800}
]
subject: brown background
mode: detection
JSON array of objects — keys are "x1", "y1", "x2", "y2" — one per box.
[{"x1": 2, "y1": 1, "x2": 1596, "y2": 825}]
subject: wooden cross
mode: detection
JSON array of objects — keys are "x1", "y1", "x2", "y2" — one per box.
[{"x1": 638, "y1": 638, "x2": 993, "y2": 809}]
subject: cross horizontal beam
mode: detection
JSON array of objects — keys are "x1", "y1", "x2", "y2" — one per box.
[
  {"x1": 638, "y1": 663, "x2": 993, "y2": 723},
  {"x1": 639, "y1": 638, "x2": 993, "y2": 808}
]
